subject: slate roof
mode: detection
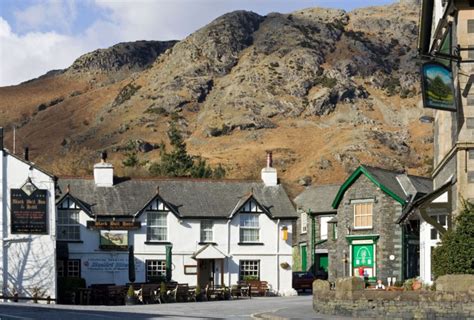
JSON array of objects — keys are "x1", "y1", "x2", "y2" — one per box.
[
  {"x1": 293, "y1": 184, "x2": 340, "y2": 214},
  {"x1": 57, "y1": 177, "x2": 296, "y2": 219}
]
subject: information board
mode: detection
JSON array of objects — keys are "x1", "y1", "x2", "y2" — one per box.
[{"x1": 11, "y1": 188, "x2": 48, "y2": 234}]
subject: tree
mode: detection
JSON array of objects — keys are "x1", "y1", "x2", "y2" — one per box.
[
  {"x1": 149, "y1": 122, "x2": 226, "y2": 179},
  {"x1": 432, "y1": 200, "x2": 474, "y2": 278}
]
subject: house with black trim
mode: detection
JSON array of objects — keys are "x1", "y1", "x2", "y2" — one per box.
[{"x1": 55, "y1": 152, "x2": 297, "y2": 293}]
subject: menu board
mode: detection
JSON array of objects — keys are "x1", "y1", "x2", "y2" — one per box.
[{"x1": 11, "y1": 189, "x2": 48, "y2": 234}]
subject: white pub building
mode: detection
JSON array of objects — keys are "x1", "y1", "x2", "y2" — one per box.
[
  {"x1": 56, "y1": 152, "x2": 296, "y2": 294},
  {"x1": 0, "y1": 128, "x2": 57, "y2": 301}
]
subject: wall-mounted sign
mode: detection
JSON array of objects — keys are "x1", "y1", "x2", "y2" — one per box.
[
  {"x1": 99, "y1": 230, "x2": 128, "y2": 250},
  {"x1": 184, "y1": 265, "x2": 197, "y2": 275},
  {"x1": 10, "y1": 187, "x2": 48, "y2": 234},
  {"x1": 84, "y1": 257, "x2": 128, "y2": 271},
  {"x1": 87, "y1": 220, "x2": 141, "y2": 230},
  {"x1": 352, "y1": 244, "x2": 374, "y2": 267},
  {"x1": 421, "y1": 62, "x2": 456, "y2": 112}
]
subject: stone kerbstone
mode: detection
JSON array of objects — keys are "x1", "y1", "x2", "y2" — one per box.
[
  {"x1": 313, "y1": 279, "x2": 330, "y2": 292},
  {"x1": 436, "y1": 274, "x2": 474, "y2": 293},
  {"x1": 336, "y1": 277, "x2": 365, "y2": 292}
]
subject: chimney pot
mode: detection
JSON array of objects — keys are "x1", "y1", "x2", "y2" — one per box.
[
  {"x1": 0, "y1": 127, "x2": 3, "y2": 150},
  {"x1": 101, "y1": 151, "x2": 107, "y2": 163},
  {"x1": 24, "y1": 147, "x2": 29, "y2": 161},
  {"x1": 266, "y1": 151, "x2": 273, "y2": 168}
]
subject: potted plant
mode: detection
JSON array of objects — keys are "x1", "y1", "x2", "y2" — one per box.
[
  {"x1": 125, "y1": 285, "x2": 138, "y2": 305},
  {"x1": 195, "y1": 285, "x2": 203, "y2": 302}
]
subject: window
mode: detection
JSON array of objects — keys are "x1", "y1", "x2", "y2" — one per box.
[
  {"x1": 57, "y1": 259, "x2": 81, "y2": 277},
  {"x1": 57, "y1": 210, "x2": 80, "y2": 241},
  {"x1": 320, "y1": 216, "x2": 332, "y2": 240},
  {"x1": 146, "y1": 260, "x2": 166, "y2": 282},
  {"x1": 332, "y1": 223, "x2": 338, "y2": 240},
  {"x1": 147, "y1": 212, "x2": 167, "y2": 241},
  {"x1": 353, "y1": 201, "x2": 373, "y2": 229},
  {"x1": 240, "y1": 214, "x2": 259, "y2": 243},
  {"x1": 469, "y1": 46, "x2": 474, "y2": 60},
  {"x1": 468, "y1": 171, "x2": 474, "y2": 183},
  {"x1": 300, "y1": 212, "x2": 307, "y2": 234},
  {"x1": 200, "y1": 220, "x2": 213, "y2": 242},
  {"x1": 239, "y1": 260, "x2": 260, "y2": 280},
  {"x1": 430, "y1": 214, "x2": 448, "y2": 240},
  {"x1": 468, "y1": 20, "x2": 474, "y2": 33}
]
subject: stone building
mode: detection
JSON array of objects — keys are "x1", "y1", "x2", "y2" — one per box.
[
  {"x1": 293, "y1": 184, "x2": 339, "y2": 274},
  {"x1": 295, "y1": 165, "x2": 431, "y2": 284},
  {"x1": 399, "y1": 0, "x2": 474, "y2": 283}
]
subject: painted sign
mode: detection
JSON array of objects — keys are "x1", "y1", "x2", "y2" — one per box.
[
  {"x1": 99, "y1": 230, "x2": 128, "y2": 250},
  {"x1": 421, "y1": 62, "x2": 456, "y2": 112},
  {"x1": 352, "y1": 244, "x2": 374, "y2": 267},
  {"x1": 10, "y1": 187, "x2": 48, "y2": 234},
  {"x1": 84, "y1": 257, "x2": 128, "y2": 271},
  {"x1": 87, "y1": 220, "x2": 141, "y2": 230}
]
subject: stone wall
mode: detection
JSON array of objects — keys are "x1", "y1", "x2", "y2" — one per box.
[{"x1": 313, "y1": 276, "x2": 474, "y2": 319}]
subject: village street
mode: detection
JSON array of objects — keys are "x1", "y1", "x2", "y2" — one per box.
[{"x1": 0, "y1": 295, "x2": 352, "y2": 320}]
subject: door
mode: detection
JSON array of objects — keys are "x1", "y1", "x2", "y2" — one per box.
[
  {"x1": 318, "y1": 254, "x2": 328, "y2": 272},
  {"x1": 197, "y1": 259, "x2": 214, "y2": 288},
  {"x1": 352, "y1": 244, "x2": 375, "y2": 278},
  {"x1": 300, "y1": 244, "x2": 307, "y2": 271},
  {"x1": 406, "y1": 242, "x2": 420, "y2": 279}
]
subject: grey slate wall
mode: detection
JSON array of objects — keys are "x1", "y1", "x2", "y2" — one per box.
[{"x1": 329, "y1": 174, "x2": 403, "y2": 283}]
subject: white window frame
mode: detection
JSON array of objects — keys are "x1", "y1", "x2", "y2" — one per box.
[
  {"x1": 57, "y1": 259, "x2": 81, "y2": 277},
  {"x1": 320, "y1": 216, "x2": 332, "y2": 240},
  {"x1": 200, "y1": 220, "x2": 214, "y2": 243},
  {"x1": 430, "y1": 214, "x2": 448, "y2": 241},
  {"x1": 352, "y1": 199, "x2": 374, "y2": 230},
  {"x1": 239, "y1": 214, "x2": 260, "y2": 243},
  {"x1": 146, "y1": 260, "x2": 166, "y2": 281},
  {"x1": 146, "y1": 211, "x2": 168, "y2": 241},
  {"x1": 301, "y1": 212, "x2": 307, "y2": 234},
  {"x1": 239, "y1": 260, "x2": 260, "y2": 280},
  {"x1": 57, "y1": 209, "x2": 81, "y2": 241}
]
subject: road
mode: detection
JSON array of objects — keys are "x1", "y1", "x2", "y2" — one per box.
[{"x1": 0, "y1": 295, "x2": 351, "y2": 320}]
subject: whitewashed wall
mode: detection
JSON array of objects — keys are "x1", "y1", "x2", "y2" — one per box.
[
  {"x1": 67, "y1": 199, "x2": 294, "y2": 293},
  {"x1": 0, "y1": 153, "x2": 56, "y2": 301}
]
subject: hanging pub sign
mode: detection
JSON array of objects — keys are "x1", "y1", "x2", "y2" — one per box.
[
  {"x1": 421, "y1": 62, "x2": 456, "y2": 112},
  {"x1": 10, "y1": 181, "x2": 48, "y2": 234},
  {"x1": 99, "y1": 230, "x2": 128, "y2": 250}
]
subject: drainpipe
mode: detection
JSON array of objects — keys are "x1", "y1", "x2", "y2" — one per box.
[
  {"x1": 227, "y1": 219, "x2": 231, "y2": 287},
  {"x1": 310, "y1": 211, "x2": 315, "y2": 274},
  {"x1": 276, "y1": 218, "x2": 280, "y2": 293},
  {"x1": 0, "y1": 138, "x2": 7, "y2": 299}
]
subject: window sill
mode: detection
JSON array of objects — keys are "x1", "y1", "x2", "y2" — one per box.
[
  {"x1": 238, "y1": 242, "x2": 264, "y2": 246},
  {"x1": 57, "y1": 240, "x2": 83, "y2": 243},
  {"x1": 353, "y1": 227, "x2": 373, "y2": 231},
  {"x1": 198, "y1": 242, "x2": 216, "y2": 245},
  {"x1": 144, "y1": 241, "x2": 172, "y2": 245}
]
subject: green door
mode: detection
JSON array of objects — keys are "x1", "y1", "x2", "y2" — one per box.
[
  {"x1": 318, "y1": 254, "x2": 328, "y2": 272},
  {"x1": 300, "y1": 244, "x2": 307, "y2": 271}
]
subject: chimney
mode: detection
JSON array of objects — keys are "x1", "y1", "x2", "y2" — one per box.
[
  {"x1": 94, "y1": 151, "x2": 114, "y2": 187},
  {"x1": 261, "y1": 151, "x2": 278, "y2": 186},
  {"x1": 0, "y1": 127, "x2": 3, "y2": 150},
  {"x1": 24, "y1": 147, "x2": 29, "y2": 161}
]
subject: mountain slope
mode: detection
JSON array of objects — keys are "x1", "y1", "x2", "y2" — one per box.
[{"x1": 0, "y1": 2, "x2": 432, "y2": 194}]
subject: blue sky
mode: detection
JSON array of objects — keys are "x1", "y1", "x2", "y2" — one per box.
[{"x1": 0, "y1": 0, "x2": 396, "y2": 86}]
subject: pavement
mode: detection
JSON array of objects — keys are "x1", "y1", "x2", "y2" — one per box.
[{"x1": 0, "y1": 295, "x2": 353, "y2": 320}]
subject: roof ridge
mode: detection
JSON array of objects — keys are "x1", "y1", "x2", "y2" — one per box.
[{"x1": 58, "y1": 176, "x2": 264, "y2": 183}]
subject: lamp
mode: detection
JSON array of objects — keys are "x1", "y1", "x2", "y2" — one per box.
[{"x1": 281, "y1": 226, "x2": 288, "y2": 241}]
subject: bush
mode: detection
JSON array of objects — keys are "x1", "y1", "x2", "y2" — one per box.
[{"x1": 432, "y1": 200, "x2": 474, "y2": 278}]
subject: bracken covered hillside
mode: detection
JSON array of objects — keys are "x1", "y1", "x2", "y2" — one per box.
[{"x1": 0, "y1": 2, "x2": 432, "y2": 195}]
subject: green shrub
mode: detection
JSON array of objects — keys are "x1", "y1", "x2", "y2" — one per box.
[{"x1": 432, "y1": 200, "x2": 474, "y2": 278}]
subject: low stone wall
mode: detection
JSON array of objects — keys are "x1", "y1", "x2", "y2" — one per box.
[{"x1": 313, "y1": 276, "x2": 474, "y2": 319}]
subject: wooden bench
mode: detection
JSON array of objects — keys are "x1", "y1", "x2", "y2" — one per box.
[
  {"x1": 171, "y1": 283, "x2": 195, "y2": 302},
  {"x1": 247, "y1": 280, "x2": 270, "y2": 297},
  {"x1": 140, "y1": 284, "x2": 161, "y2": 304},
  {"x1": 231, "y1": 283, "x2": 250, "y2": 299}
]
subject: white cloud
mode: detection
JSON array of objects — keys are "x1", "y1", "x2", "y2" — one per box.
[
  {"x1": 13, "y1": 0, "x2": 78, "y2": 34},
  {"x1": 0, "y1": 17, "x2": 95, "y2": 86}
]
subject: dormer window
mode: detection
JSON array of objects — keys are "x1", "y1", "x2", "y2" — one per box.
[
  {"x1": 239, "y1": 199, "x2": 262, "y2": 243},
  {"x1": 57, "y1": 197, "x2": 81, "y2": 241},
  {"x1": 200, "y1": 220, "x2": 213, "y2": 243},
  {"x1": 146, "y1": 199, "x2": 168, "y2": 241}
]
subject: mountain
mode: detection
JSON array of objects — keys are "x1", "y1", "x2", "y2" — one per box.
[{"x1": 0, "y1": 2, "x2": 432, "y2": 195}]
